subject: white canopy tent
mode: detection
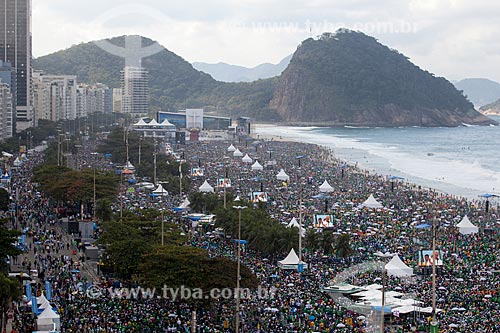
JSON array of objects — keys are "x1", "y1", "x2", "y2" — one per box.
[
  {"x1": 278, "y1": 248, "x2": 308, "y2": 270},
  {"x1": 179, "y1": 198, "x2": 190, "y2": 209},
  {"x1": 133, "y1": 118, "x2": 148, "y2": 126},
  {"x1": 276, "y1": 169, "x2": 290, "y2": 182},
  {"x1": 359, "y1": 194, "x2": 384, "y2": 209},
  {"x1": 198, "y1": 180, "x2": 214, "y2": 193},
  {"x1": 36, "y1": 306, "x2": 61, "y2": 331},
  {"x1": 148, "y1": 119, "x2": 160, "y2": 126},
  {"x1": 153, "y1": 184, "x2": 168, "y2": 196},
  {"x1": 385, "y1": 254, "x2": 413, "y2": 277},
  {"x1": 286, "y1": 217, "x2": 306, "y2": 236},
  {"x1": 319, "y1": 180, "x2": 334, "y2": 193},
  {"x1": 242, "y1": 154, "x2": 253, "y2": 163},
  {"x1": 251, "y1": 161, "x2": 263, "y2": 171},
  {"x1": 456, "y1": 215, "x2": 479, "y2": 235},
  {"x1": 233, "y1": 149, "x2": 243, "y2": 157},
  {"x1": 227, "y1": 144, "x2": 237, "y2": 152}
]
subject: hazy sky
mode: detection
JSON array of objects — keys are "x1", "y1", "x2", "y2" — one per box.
[{"x1": 33, "y1": 0, "x2": 500, "y2": 81}]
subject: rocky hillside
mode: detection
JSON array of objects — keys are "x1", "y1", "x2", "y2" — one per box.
[
  {"x1": 270, "y1": 30, "x2": 495, "y2": 126},
  {"x1": 480, "y1": 98, "x2": 500, "y2": 115}
]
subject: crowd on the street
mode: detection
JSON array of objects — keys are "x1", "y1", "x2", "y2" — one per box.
[{"x1": 5, "y1": 132, "x2": 500, "y2": 333}]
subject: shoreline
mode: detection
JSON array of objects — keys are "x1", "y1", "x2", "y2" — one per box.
[{"x1": 252, "y1": 126, "x2": 483, "y2": 203}]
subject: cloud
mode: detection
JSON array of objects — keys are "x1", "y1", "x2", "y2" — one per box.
[{"x1": 33, "y1": 0, "x2": 500, "y2": 81}]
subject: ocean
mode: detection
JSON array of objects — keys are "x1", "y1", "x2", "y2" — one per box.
[{"x1": 255, "y1": 115, "x2": 500, "y2": 199}]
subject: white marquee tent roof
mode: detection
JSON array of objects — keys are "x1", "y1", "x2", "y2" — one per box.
[
  {"x1": 359, "y1": 194, "x2": 384, "y2": 209},
  {"x1": 153, "y1": 184, "x2": 168, "y2": 195},
  {"x1": 251, "y1": 161, "x2": 263, "y2": 170},
  {"x1": 242, "y1": 154, "x2": 253, "y2": 163},
  {"x1": 227, "y1": 144, "x2": 236, "y2": 152},
  {"x1": 278, "y1": 248, "x2": 308, "y2": 270},
  {"x1": 233, "y1": 149, "x2": 243, "y2": 157},
  {"x1": 199, "y1": 180, "x2": 214, "y2": 193},
  {"x1": 276, "y1": 169, "x2": 290, "y2": 181},
  {"x1": 456, "y1": 215, "x2": 479, "y2": 235},
  {"x1": 319, "y1": 180, "x2": 334, "y2": 193},
  {"x1": 385, "y1": 254, "x2": 413, "y2": 277}
]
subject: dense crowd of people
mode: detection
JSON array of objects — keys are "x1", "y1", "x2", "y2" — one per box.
[{"x1": 5, "y1": 132, "x2": 500, "y2": 332}]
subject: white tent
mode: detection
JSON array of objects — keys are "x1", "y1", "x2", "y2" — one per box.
[
  {"x1": 125, "y1": 160, "x2": 135, "y2": 170},
  {"x1": 233, "y1": 149, "x2": 243, "y2": 157},
  {"x1": 2, "y1": 151, "x2": 13, "y2": 158},
  {"x1": 148, "y1": 119, "x2": 160, "y2": 126},
  {"x1": 287, "y1": 218, "x2": 305, "y2": 236},
  {"x1": 385, "y1": 254, "x2": 413, "y2": 277},
  {"x1": 37, "y1": 294, "x2": 51, "y2": 309},
  {"x1": 36, "y1": 306, "x2": 61, "y2": 331},
  {"x1": 153, "y1": 184, "x2": 168, "y2": 196},
  {"x1": 160, "y1": 119, "x2": 175, "y2": 127},
  {"x1": 456, "y1": 215, "x2": 479, "y2": 235},
  {"x1": 242, "y1": 154, "x2": 253, "y2": 163},
  {"x1": 359, "y1": 194, "x2": 384, "y2": 209},
  {"x1": 227, "y1": 144, "x2": 236, "y2": 152},
  {"x1": 276, "y1": 169, "x2": 290, "y2": 182},
  {"x1": 319, "y1": 180, "x2": 334, "y2": 193},
  {"x1": 133, "y1": 118, "x2": 148, "y2": 126},
  {"x1": 251, "y1": 161, "x2": 263, "y2": 171},
  {"x1": 179, "y1": 198, "x2": 190, "y2": 209},
  {"x1": 278, "y1": 248, "x2": 308, "y2": 270},
  {"x1": 198, "y1": 180, "x2": 214, "y2": 193},
  {"x1": 13, "y1": 157, "x2": 22, "y2": 167}
]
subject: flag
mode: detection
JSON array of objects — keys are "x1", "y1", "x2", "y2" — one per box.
[
  {"x1": 45, "y1": 281, "x2": 52, "y2": 301},
  {"x1": 31, "y1": 296, "x2": 38, "y2": 314},
  {"x1": 25, "y1": 283, "x2": 32, "y2": 298}
]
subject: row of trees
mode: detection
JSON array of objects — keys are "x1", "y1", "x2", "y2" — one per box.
[
  {"x1": 97, "y1": 210, "x2": 258, "y2": 290},
  {"x1": 190, "y1": 193, "x2": 353, "y2": 259},
  {"x1": 0, "y1": 219, "x2": 22, "y2": 330}
]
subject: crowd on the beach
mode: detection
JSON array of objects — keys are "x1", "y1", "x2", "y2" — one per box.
[{"x1": 5, "y1": 132, "x2": 500, "y2": 333}]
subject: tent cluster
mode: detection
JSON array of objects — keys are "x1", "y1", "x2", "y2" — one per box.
[{"x1": 26, "y1": 287, "x2": 60, "y2": 332}]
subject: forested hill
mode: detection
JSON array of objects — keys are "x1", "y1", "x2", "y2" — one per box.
[
  {"x1": 33, "y1": 36, "x2": 277, "y2": 119},
  {"x1": 270, "y1": 30, "x2": 495, "y2": 126}
]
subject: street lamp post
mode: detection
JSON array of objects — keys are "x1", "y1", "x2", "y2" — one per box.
[
  {"x1": 374, "y1": 251, "x2": 396, "y2": 333},
  {"x1": 430, "y1": 216, "x2": 439, "y2": 333},
  {"x1": 233, "y1": 205, "x2": 247, "y2": 333},
  {"x1": 91, "y1": 152, "x2": 98, "y2": 222}
]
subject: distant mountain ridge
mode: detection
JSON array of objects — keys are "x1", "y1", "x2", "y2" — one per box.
[
  {"x1": 193, "y1": 55, "x2": 292, "y2": 82},
  {"x1": 33, "y1": 32, "x2": 496, "y2": 127},
  {"x1": 454, "y1": 78, "x2": 500, "y2": 108},
  {"x1": 480, "y1": 98, "x2": 500, "y2": 115}
]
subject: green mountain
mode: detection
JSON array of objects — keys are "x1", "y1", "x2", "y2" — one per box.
[
  {"x1": 193, "y1": 54, "x2": 292, "y2": 82},
  {"x1": 270, "y1": 31, "x2": 495, "y2": 126},
  {"x1": 33, "y1": 36, "x2": 276, "y2": 119},
  {"x1": 34, "y1": 33, "x2": 495, "y2": 126}
]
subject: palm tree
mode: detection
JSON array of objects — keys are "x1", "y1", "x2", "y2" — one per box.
[
  {"x1": 334, "y1": 234, "x2": 353, "y2": 258},
  {"x1": 320, "y1": 230, "x2": 336, "y2": 255}
]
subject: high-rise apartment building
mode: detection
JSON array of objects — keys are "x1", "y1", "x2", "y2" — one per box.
[
  {"x1": 32, "y1": 71, "x2": 77, "y2": 122},
  {"x1": 0, "y1": 0, "x2": 32, "y2": 131},
  {"x1": 0, "y1": 82, "x2": 13, "y2": 140},
  {"x1": 120, "y1": 67, "x2": 148, "y2": 116}
]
